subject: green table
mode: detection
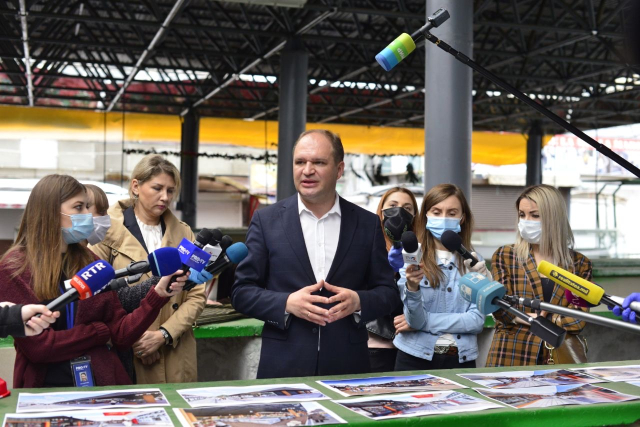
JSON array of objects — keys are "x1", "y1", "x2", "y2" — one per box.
[{"x1": 1, "y1": 360, "x2": 639, "y2": 426}]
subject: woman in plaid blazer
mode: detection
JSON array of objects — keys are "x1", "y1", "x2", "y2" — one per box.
[{"x1": 486, "y1": 184, "x2": 592, "y2": 367}]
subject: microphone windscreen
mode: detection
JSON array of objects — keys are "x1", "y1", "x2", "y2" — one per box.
[
  {"x1": 226, "y1": 242, "x2": 249, "y2": 264},
  {"x1": 70, "y1": 260, "x2": 116, "y2": 299},
  {"x1": 537, "y1": 260, "x2": 605, "y2": 305},
  {"x1": 441, "y1": 230, "x2": 462, "y2": 252},
  {"x1": 383, "y1": 216, "x2": 408, "y2": 244},
  {"x1": 195, "y1": 229, "x2": 213, "y2": 247},
  {"x1": 148, "y1": 247, "x2": 182, "y2": 277},
  {"x1": 459, "y1": 272, "x2": 506, "y2": 315},
  {"x1": 401, "y1": 231, "x2": 419, "y2": 253},
  {"x1": 220, "y1": 235, "x2": 233, "y2": 251},
  {"x1": 375, "y1": 33, "x2": 416, "y2": 71},
  {"x1": 210, "y1": 229, "x2": 223, "y2": 245}
]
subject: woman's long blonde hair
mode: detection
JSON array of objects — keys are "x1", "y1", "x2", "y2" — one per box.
[
  {"x1": 415, "y1": 183, "x2": 475, "y2": 288},
  {"x1": 515, "y1": 184, "x2": 574, "y2": 271},
  {"x1": 1, "y1": 175, "x2": 95, "y2": 300},
  {"x1": 376, "y1": 187, "x2": 419, "y2": 251}
]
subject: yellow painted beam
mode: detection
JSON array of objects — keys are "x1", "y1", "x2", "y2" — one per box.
[{"x1": 0, "y1": 105, "x2": 549, "y2": 165}]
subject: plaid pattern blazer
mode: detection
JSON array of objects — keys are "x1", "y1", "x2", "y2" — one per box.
[{"x1": 485, "y1": 244, "x2": 592, "y2": 367}]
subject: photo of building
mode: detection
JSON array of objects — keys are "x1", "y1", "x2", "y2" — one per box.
[
  {"x1": 4, "y1": 408, "x2": 172, "y2": 426},
  {"x1": 476, "y1": 384, "x2": 639, "y2": 409},
  {"x1": 319, "y1": 374, "x2": 465, "y2": 397},
  {"x1": 175, "y1": 402, "x2": 346, "y2": 426}
]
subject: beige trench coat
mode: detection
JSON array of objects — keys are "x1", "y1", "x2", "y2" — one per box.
[{"x1": 90, "y1": 200, "x2": 205, "y2": 384}]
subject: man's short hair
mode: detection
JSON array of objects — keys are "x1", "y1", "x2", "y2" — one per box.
[{"x1": 293, "y1": 129, "x2": 344, "y2": 164}]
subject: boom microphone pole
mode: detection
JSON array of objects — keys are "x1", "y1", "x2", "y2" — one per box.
[
  {"x1": 377, "y1": 9, "x2": 640, "y2": 178},
  {"x1": 505, "y1": 296, "x2": 640, "y2": 335}
]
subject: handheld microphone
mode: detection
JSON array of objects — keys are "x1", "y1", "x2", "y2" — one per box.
[
  {"x1": 184, "y1": 242, "x2": 248, "y2": 291},
  {"x1": 169, "y1": 232, "x2": 214, "y2": 290},
  {"x1": 537, "y1": 261, "x2": 640, "y2": 315},
  {"x1": 101, "y1": 273, "x2": 144, "y2": 293},
  {"x1": 401, "y1": 231, "x2": 422, "y2": 265},
  {"x1": 112, "y1": 247, "x2": 182, "y2": 281},
  {"x1": 459, "y1": 272, "x2": 566, "y2": 348},
  {"x1": 46, "y1": 260, "x2": 115, "y2": 312},
  {"x1": 383, "y1": 215, "x2": 409, "y2": 249},
  {"x1": 205, "y1": 242, "x2": 248, "y2": 276},
  {"x1": 202, "y1": 229, "x2": 224, "y2": 261},
  {"x1": 375, "y1": 8, "x2": 450, "y2": 71},
  {"x1": 441, "y1": 230, "x2": 478, "y2": 267}
]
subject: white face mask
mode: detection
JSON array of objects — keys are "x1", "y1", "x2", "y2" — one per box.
[
  {"x1": 518, "y1": 219, "x2": 542, "y2": 244},
  {"x1": 87, "y1": 215, "x2": 111, "y2": 245}
]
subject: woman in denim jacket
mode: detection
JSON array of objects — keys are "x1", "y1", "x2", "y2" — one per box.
[{"x1": 393, "y1": 184, "x2": 489, "y2": 370}]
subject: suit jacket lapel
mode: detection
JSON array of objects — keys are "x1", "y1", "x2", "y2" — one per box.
[
  {"x1": 326, "y1": 197, "x2": 357, "y2": 283},
  {"x1": 281, "y1": 195, "x2": 316, "y2": 284}
]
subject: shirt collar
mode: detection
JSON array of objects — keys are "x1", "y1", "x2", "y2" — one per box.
[{"x1": 298, "y1": 193, "x2": 341, "y2": 219}]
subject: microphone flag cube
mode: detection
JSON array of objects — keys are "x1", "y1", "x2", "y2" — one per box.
[
  {"x1": 177, "y1": 238, "x2": 212, "y2": 272},
  {"x1": 375, "y1": 33, "x2": 416, "y2": 71}
]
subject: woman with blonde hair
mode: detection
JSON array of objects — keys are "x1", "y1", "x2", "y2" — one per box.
[
  {"x1": 90, "y1": 154, "x2": 206, "y2": 384},
  {"x1": 486, "y1": 184, "x2": 592, "y2": 366},
  {"x1": 393, "y1": 184, "x2": 487, "y2": 371},
  {"x1": 367, "y1": 187, "x2": 418, "y2": 372},
  {"x1": 0, "y1": 174, "x2": 186, "y2": 388}
]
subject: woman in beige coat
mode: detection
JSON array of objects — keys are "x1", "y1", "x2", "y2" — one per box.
[{"x1": 90, "y1": 155, "x2": 206, "y2": 384}]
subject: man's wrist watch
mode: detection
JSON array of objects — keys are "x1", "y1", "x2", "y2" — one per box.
[{"x1": 159, "y1": 327, "x2": 173, "y2": 345}]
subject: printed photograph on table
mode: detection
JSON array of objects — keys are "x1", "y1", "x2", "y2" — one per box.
[
  {"x1": 334, "y1": 391, "x2": 503, "y2": 420},
  {"x1": 2, "y1": 408, "x2": 173, "y2": 426},
  {"x1": 177, "y1": 383, "x2": 329, "y2": 408},
  {"x1": 318, "y1": 374, "x2": 466, "y2": 397},
  {"x1": 16, "y1": 389, "x2": 169, "y2": 413},
  {"x1": 570, "y1": 365, "x2": 640, "y2": 382},
  {"x1": 475, "y1": 384, "x2": 640, "y2": 409},
  {"x1": 174, "y1": 401, "x2": 348, "y2": 427},
  {"x1": 458, "y1": 369, "x2": 605, "y2": 389}
]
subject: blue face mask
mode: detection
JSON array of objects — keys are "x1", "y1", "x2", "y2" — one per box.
[
  {"x1": 61, "y1": 213, "x2": 94, "y2": 244},
  {"x1": 426, "y1": 216, "x2": 462, "y2": 240}
]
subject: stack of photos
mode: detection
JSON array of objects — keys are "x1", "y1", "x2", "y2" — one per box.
[
  {"x1": 334, "y1": 391, "x2": 503, "y2": 420},
  {"x1": 318, "y1": 374, "x2": 466, "y2": 397},
  {"x1": 570, "y1": 365, "x2": 640, "y2": 382},
  {"x1": 2, "y1": 408, "x2": 173, "y2": 426},
  {"x1": 474, "y1": 384, "x2": 640, "y2": 409},
  {"x1": 174, "y1": 402, "x2": 347, "y2": 427},
  {"x1": 177, "y1": 383, "x2": 329, "y2": 408},
  {"x1": 458, "y1": 369, "x2": 605, "y2": 389},
  {"x1": 16, "y1": 389, "x2": 170, "y2": 412}
]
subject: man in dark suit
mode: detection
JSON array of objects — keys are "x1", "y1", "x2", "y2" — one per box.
[{"x1": 232, "y1": 129, "x2": 400, "y2": 379}]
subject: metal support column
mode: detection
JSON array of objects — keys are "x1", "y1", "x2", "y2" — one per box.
[
  {"x1": 277, "y1": 37, "x2": 308, "y2": 201},
  {"x1": 526, "y1": 120, "x2": 543, "y2": 186},
  {"x1": 424, "y1": 0, "x2": 473, "y2": 198},
  {"x1": 178, "y1": 111, "x2": 199, "y2": 227}
]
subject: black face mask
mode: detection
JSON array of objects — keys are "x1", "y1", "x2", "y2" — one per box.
[{"x1": 382, "y1": 207, "x2": 414, "y2": 248}]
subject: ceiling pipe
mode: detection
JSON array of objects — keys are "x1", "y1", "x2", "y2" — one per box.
[{"x1": 106, "y1": 0, "x2": 187, "y2": 112}]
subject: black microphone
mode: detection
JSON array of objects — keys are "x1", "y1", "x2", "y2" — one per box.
[
  {"x1": 204, "y1": 236, "x2": 233, "y2": 273},
  {"x1": 441, "y1": 230, "x2": 478, "y2": 267},
  {"x1": 113, "y1": 261, "x2": 152, "y2": 279},
  {"x1": 100, "y1": 273, "x2": 144, "y2": 293},
  {"x1": 184, "y1": 242, "x2": 249, "y2": 291},
  {"x1": 400, "y1": 231, "x2": 422, "y2": 265}
]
